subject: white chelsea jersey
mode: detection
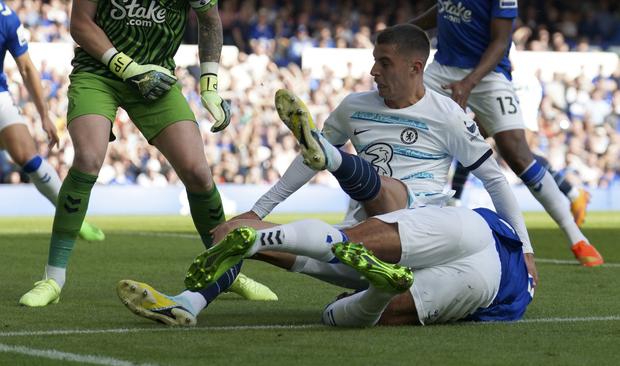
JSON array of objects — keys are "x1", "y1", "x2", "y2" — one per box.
[{"x1": 323, "y1": 89, "x2": 492, "y2": 199}]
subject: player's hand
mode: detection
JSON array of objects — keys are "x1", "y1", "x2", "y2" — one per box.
[
  {"x1": 41, "y1": 115, "x2": 59, "y2": 150},
  {"x1": 211, "y1": 218, "x2": 260, "y2": 244},
  {"x1": 442, "y1": 78, "x2": 475, "y2": 110},
  {"x1": 109, "y1": 52, "x2": 177, "y2": 101},
  {"x1": 200, "y1": 74, "x2": 231, "y2": 132},
  {"x1": 524, "y1": 253, "x2": 539, "y2": 288}
]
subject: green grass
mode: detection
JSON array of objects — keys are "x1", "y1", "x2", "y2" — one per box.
[{"x1": 1, "y1": 212, "x2": 619, "y2": 365}]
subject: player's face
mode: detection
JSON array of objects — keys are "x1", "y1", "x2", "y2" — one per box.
[{"x1": 371, "y1": 44, "x2": 416, "y2": 104}]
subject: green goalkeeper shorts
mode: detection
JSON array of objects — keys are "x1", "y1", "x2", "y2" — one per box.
[{"x1": 67, "y1": 72, "x2": 196, "y2": 142}]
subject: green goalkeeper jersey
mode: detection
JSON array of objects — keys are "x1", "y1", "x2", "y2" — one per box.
[{"x1": 71, "y1": 0, "x2": 189, "y2": 78}]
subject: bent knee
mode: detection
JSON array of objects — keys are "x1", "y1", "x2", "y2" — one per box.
[
  {"x1": 178, "y1": 164, "x2": 213, "y2": 191},
  {"x1": 377, "y1": 292, "x2": 420, "y2": 326},
  {"x1": 72, "y1": 151, "x2": 105, "y2": 175}
]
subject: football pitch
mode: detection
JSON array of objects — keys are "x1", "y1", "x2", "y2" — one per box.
[{"x1": 1, "y1": 212, "x2": 619, "y2": 365}]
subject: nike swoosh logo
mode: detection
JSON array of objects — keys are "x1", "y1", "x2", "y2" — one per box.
[
  {"x1": 353, "y1": 128, "x2": 370, "y2": 135},
  {"x1": 466, "y1": 123, "x2": 477, "y2": 134}
]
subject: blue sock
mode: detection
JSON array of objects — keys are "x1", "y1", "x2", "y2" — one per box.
[
  {"x1": 520, "y1": 160, "x2": 546, "y2": 190},
  {"x1": 22, "y1": 155, "x2": 42, "y2": 173},
  {"x1": 533, "y1": 154, "x2": 572, "y2": 196},
  {"x1": 332, "y1": 151, "x2": 381, "y2": 202},
  {"x1": 196, "y1": 261, "x2": 242, "y2": 305}
]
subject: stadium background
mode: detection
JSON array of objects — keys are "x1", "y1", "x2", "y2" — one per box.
[
  {"x1": 0, "y1": 2, "x2": 619, "y2": 365},
  {"x1": 1, "y1": 0, "x2": 620, "y2": 215}
]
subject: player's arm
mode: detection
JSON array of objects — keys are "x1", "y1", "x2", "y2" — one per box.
[
  {"x1": 6, "y1": 9, "x2": 58, "y2": 149},
  {"x1": 470, "y1": 158, "x2": 538, "y2": 286},
  {"x1": 244, "y1": 155, "x2": 317, "y2": 219},
  {"x1": 192, "y1": 1, "x2": 231, "y2": 132},
  {"x1": 13, "y1": 52, "x2": 58, "y2": 148},
  {"x1": 442, "y1": 18, "x2": 513, "y2": 109},
  {"x1": 69, "y1": 0, "x2": 114, "y2": 62},
  {"x1": 70, "y1": 0, "x2": 176, "y2": 100},
  {"x1": 408, "y1": 4, "x2": 438, "y2": 30},
  {"x1": 243, "y1": 102, "x2": 350, "y2": 220}
]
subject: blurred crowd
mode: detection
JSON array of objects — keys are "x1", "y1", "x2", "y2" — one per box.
[{"x1": 0, "y1": 0, "x2": 619, "y2": 190}]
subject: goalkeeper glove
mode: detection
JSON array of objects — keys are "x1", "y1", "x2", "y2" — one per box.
[
  {"x1": 108, "y1": 52, "x2": 177, "y2": 101},
  {"x1": 200, "y1": 73, "x2": 231, "y2": 132}
]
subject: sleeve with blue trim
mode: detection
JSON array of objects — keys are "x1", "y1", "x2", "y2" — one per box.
[{"x1": 443, "y1": 106, "x2": 493, "y2": 169}]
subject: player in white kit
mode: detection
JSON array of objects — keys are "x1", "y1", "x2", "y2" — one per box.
[
  {"x1": 237, "y1": 24, "x2": 537, "y2": 284},
  {"x1": 411, "y1": 0, "x2": 602, "y2": 266}
]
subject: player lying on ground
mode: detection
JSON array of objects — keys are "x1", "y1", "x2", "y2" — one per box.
[{"x1": 118, "y1": 205, "x2": 533, "y2": 326}]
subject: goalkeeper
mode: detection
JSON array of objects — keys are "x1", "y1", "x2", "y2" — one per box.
[{"x1": 20, "y1": 0, "x2": 276, "y2": 307}]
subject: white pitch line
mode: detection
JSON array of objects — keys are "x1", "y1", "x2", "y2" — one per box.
[
  {"x1": 0, "y1": 343, "x2": 157, "y2": 366},
  {"x1": 1, "y1": 316, "x2": 619, "y2": 339},
  {"x1": 0, "y1": 324, "x2": 321, "y2": 338},
  {"x1": 535, "y1": 258, "x2": 620, "y2": 267},
  {"x1": 520, "y1": 316, "x2": 620, "y2": 323}
]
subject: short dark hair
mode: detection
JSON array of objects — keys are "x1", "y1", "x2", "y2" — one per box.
[{"x1": 376, "y1": 24, "x2": 430, "y2": 62}]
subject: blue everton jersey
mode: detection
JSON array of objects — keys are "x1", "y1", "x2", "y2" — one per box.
[
  {"x1": 434, "y1": 0, "x2": 517, "y2": 80},
  {"x1": 0, "y1": 1, "x2": 28, "y2": 92},
  {"x1": 468, "y1": 208, "x2": 532, "y2": 322}
]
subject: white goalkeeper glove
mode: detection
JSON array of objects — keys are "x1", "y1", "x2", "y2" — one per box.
[
  {"x1": 108, "y1": 51, "x2": 177, "y2": 101},
  {"x1": 200, "y1": 67, "x2": 231, "y2": 132}
]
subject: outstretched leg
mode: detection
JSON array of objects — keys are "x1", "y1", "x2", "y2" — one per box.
[{"x1": 152, "y1": 120, "x2": 276, "y2": 301}]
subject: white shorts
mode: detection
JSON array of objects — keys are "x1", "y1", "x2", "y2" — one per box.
[
  {"x1": 424, "y1": 61, "x2": 525, "y2": 136},
  {"x1": 373, "y1": 206, "x2": 501, "y2": 325},
  {"x1": 336, "y1": 186, "x2": 453, "y2": 229},
  {"x1": 0, "y1": 91, "x2": 25, "y2": 133}
]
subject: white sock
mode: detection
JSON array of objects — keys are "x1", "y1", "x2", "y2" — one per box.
[
  {"x1": 291, "y1": 256, "x2": 367, "y2": 289},
  {"x1": 249, "y1": 219, "x2": 345, "y2": 262},
  {"x1": 317, "y1": 133, "x2": 342, "y2": 172},
  {"x1": 322, "y1": 285, "x2": 395, "y2": 327},
  {"x1": 567, "y1": 187, "x2": 580, "y2": 201},
  {"x1": 25, "y1": 158, "x2": 62, "y2": 206},
  {"x1": 172, "y1": 290, "x2": 207, "y2": 316},
  {"x1": 44, "y1": 265, "x2": 66, "y2": 288},
  {"x1": 526, "y1": 171, "x2": 587, "y2": 245}
]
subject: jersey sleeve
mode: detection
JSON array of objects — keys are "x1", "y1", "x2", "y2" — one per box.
[
  {"x1": 443, "y1": 108, "x2": 493, "y2": 169},
  {"x1": 5, "y1": 11, "x2": 28, "y2": 58},
  {"x1": 321, "y1": 98, "x2": 350, "y2": 147},
  {"x1": 492, "y1": 0, "x2": 518, "y2": 19}
]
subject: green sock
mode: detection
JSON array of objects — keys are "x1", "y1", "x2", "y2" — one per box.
[
  {"x1": 187, "y1": 185, "x2": 225, "y2": 248},
  {"x1": 47, "y1": 168, "x2": 97, "y2": 268}
]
